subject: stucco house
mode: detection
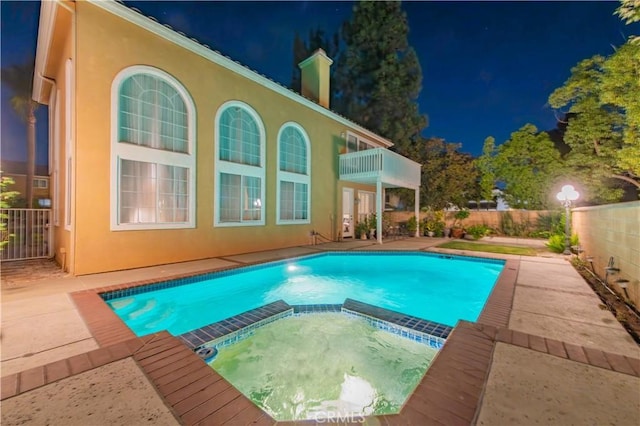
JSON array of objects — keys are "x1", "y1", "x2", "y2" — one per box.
[{"x1": 33, "y1": 0, "x2": 421, "y2": 275}]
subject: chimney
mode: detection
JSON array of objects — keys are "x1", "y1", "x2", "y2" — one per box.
[{"x1": 298, "y1": 48, "x2": 333, "y2": 108}]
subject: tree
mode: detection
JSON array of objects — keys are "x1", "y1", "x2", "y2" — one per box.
[
  {"x1": 290, "y1": 28, "x2": 340, "y2": 99},
  {"x1": 476, "y1": 136, "x2": 496, "y2": 202},
  {"x1": 415, "y1": 137, "x2": 478, "y2": 210},
  {"x1": 1, "y1": 61, "x2": 39, "y2": 208},
  {"x1": 600, "y1": 42, "x2": 640, "y2": 177},
  {"x1": 616, "y1": 0, "x2": 640, "y2": 43},
  {"x1": 548, "y1": 0, "x2": 640, "y2": 202},
  {"x1": 491, "y1": 124, "x2": 564, "y2": 209},
  {"x1": 548, "y1": 52, "x2": 638, "y2": 202},
  {"x1": 333, "y1": 0, "x2": 427, "y2": 157},
  {"x1": 0, "y1": 176, "x2": 19, "y2": 249}
]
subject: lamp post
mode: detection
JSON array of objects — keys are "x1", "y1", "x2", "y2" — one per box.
[{"x1": 556, "y1": 184, "x2": 579, "y2": 255}]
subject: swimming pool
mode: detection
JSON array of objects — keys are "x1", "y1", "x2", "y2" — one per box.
[{"x1": 105, "y1": 252, "x2": 504, "y2": 336}]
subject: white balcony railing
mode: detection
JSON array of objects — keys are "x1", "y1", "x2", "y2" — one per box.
[{"x1": 339, "y1": 148, "x2": 421, "y2": 189}]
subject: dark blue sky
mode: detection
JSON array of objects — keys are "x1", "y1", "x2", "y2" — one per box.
[{"x1": 1, "y1": 1, "x2": 637, "y2": 165}]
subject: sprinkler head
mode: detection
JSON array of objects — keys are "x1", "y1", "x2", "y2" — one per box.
[{"x1": 615, "y1": 279, "x2": 629, "y2": 289}]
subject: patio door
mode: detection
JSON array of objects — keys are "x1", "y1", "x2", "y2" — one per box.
[{"x1": 342, "y1": 188, "x2": 354, "y2": 238}]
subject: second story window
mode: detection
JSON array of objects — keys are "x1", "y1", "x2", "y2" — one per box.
[
  {"x1": 277, "y1": 123, "x2": 310, "y2": 224},
  {"x1": 214, "y1": 102, "x2": 265, "y2": 226}
]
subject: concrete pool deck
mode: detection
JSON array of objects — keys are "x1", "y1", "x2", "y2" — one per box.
[{"x1": 1, "y1": 237, "x2": 639, "y2": 425}]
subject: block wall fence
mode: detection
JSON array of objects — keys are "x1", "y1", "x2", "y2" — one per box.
[
  {"x1": 572, "y1": 201, "x2": 640, "y2": 309},
  {"x1": 389, "y1": 210, "x2": 550, "y2": 229}
]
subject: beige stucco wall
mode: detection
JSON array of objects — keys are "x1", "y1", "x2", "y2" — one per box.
[
  {"x1": 47, "y1": 5, "x2": 74, "y2": 272},
  {"x1": 572, "y1": 201, "x2": 640, "y2": 309},
  {"x1": 67, "y1": 2, "x2": 376, "y2": 274}
]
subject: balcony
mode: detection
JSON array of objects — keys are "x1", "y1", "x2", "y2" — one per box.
[{"x1": 339, "y1": 148, "x2": 421, "y2": 189}]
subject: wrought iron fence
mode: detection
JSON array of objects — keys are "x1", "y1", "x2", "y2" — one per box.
[{"x1": 1, "y1": 209, "x2": 53, "y2": 261}]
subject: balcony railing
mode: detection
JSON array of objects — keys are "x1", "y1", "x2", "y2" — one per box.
[{"x1": 339, "y1": 148, "x2": 421, "y2": 189}]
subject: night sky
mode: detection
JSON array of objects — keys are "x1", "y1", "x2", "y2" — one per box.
[{"x1": 1, "y1": 1, "x2": 637, "y2": 166}]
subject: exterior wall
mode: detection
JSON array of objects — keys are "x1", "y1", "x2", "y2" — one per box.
[
  {"x1": 69, "y1": 2, "x2": 377, "y2": 274},
  {"x1": 572, "y1": 201, "x2": 640, "y2": 309},
  {"x1": 48, "y1": 9, "x2": 74, "y2": 271}
]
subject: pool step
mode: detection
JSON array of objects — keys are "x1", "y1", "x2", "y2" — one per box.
[
  {"x1": 177, "y1": 300, "x2": 292, "y2": 349},
  {"x1": 178, "y1": 298, "x2": 452, "y2": 354},
  {"x1": 343, "y1": 298, "x2": 453, "y2": 340}
]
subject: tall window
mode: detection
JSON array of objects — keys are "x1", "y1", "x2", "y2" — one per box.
[
  {"x1": 214, "y1": 102, "x2": 265, "y2": 226},
  {"x1": 111, "y1": 66, "x2": 195, "y2": 230},
  {"x1": 277, "y1": 123, "x2": 310, "y2": 224},
  {"x1": 358, "y1": 191, "x2": 375, "y2": 224}
]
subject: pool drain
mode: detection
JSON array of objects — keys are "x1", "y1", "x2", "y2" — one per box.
[{"x1": 195, "y1": 346, "x2": 218, "y2": 362}]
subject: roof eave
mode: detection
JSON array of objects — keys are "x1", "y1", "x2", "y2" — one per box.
[
  {"x1": 32, "y1": 0, "x2": 60, "y2": 105},
  {"x1": 92, "y1": 0, "x2": 394, "y2": 148}
]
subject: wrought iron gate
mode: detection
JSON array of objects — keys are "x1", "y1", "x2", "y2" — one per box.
[{"x1": 1, "y1": 209, "x2": 53, "y2": 261}]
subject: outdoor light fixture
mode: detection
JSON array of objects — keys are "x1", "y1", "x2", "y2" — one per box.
[{"x1": 556, "y1": 184, "x2": 579, "y2": 255}]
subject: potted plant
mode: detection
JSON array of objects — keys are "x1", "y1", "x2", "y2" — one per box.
[
  {"x1": 367, "y1": 213, "x2": 377, "y2": 239},
  {"x1": 433, "y1": 219, "x2": 446, "y2": 237},
  {"x1": 450, "y1": 209, "x2": 469, "y2": 239},
  {"x1": 406, "y1": 215, "x2": 418, "y2": 236},
  {"x1": 355, "y1": 221, "x2": 369, "y2": 240},
  {"x1": 423, "y1": 209, "x2": 445, "y2": 237}
]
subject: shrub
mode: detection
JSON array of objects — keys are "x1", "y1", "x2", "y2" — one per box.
[
  {"x1": 535, "y1": 211, "x2": 564, "y2": 236},
  {"x1": 453, "y1": 209, "x2": 470, "y2": 228},
  {"x1": 546, "y1": 234, "x2": 565, "y2": 253},
  {"x1": 1, "y1": 176, "x2": 18, "y2": 250},
  {"x1": 546, "y1": 233, "x2": 579, "y2": 253},
  {"x1": 498, "y1": 211, "x2": 533, "y2": 237},
  {"x1": 499, "y1": 211, "x2": 517, "y2": 236},
  {"x1": 466, "y1": 224, "x2": 491, "y2": 240}
]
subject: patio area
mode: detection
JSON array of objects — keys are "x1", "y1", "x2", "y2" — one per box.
[{"x1": 1, "y1": 237, "x2": 639, "y2": 425}]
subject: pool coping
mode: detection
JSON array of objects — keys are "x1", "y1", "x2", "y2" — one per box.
[{"x1": 1, "y1": 252, "x2": 519, "y2": 424}]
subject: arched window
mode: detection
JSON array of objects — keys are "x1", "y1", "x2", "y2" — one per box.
[
  {"x1": 277, "y1": 123, "x2": 310, "y2": 224},
  {"x1": 214, "y1": 101, "x2": 265, "y2": 226},
  {"x1": 111, "y1": 66, "x2": 195, "y2": 230}
]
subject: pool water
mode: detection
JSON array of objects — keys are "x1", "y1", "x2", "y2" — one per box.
[
  {"x1": 107, "y1": 252, "x2": 504, "y2": 336},
  {"x1": 210, "y1": 313, "x2": 437, "y2": 421}
]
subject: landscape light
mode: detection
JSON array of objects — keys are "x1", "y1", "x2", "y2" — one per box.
[{"x1": 556, "y1": 184, "x2": 579, "y2": 255}]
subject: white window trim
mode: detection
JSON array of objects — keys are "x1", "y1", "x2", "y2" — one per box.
[
  {"x1": 64, "y1": 58, "x2": 73, "y2": 231},
  {"x1": 110, "y1": 65, "x2": 197, "y2": 231},
  {"x1": 276, "y1": 122, "x2": 311, "y2": 225},
  {"x1": 52, "y1": 88, "x2": 60, "y2": 226},
  {"x1": 214, "y1": 100, "x2": 266, "y2": 227},
  {"x1": 33, "y1": 178, "x2": 49, "y2": 189},
  {"x1": 345, "y1": 131, "x2": 377, "y2": 153},
  {"x1": 358, "y1": 190, "x2": 376, "y2": 220}
]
